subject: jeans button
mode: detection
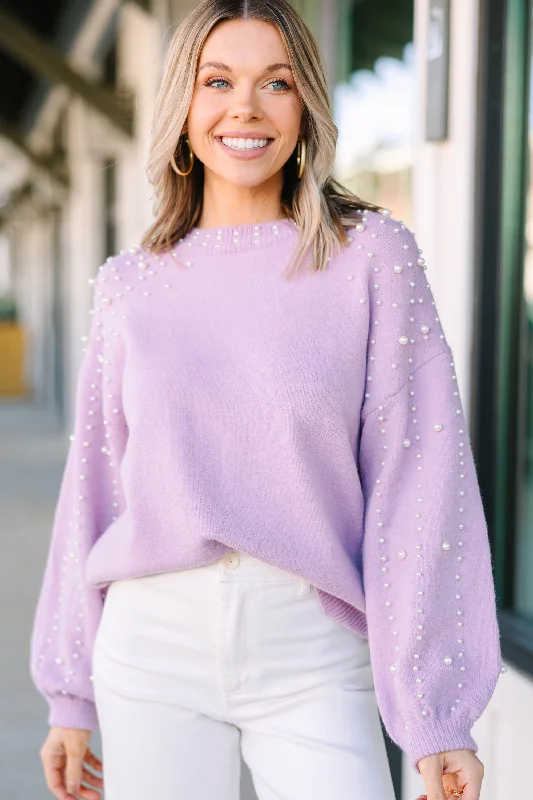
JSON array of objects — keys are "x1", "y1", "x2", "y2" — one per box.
[{"x1": 222, "y1": 552, "x2": 240, "y2": 570}]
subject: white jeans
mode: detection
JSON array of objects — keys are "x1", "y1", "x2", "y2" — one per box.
[{"x1": 92, "y1": 549, "x2": 396, "y2": 800}]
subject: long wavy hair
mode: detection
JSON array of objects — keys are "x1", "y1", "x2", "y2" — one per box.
[{"x1": 141, "y1": 0, "x2": 382, "y2": 275}]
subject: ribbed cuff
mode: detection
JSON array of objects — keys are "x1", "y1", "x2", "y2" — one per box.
[
  {"x1": 48, "y1": 696, "x2": 99, "y2": 731},
  {"x1": 407, "y1": 718, "x2": 478, "y2": 773}
]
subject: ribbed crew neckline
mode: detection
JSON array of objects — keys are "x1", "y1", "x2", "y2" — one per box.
[{"x1": 173, "y1": 217, "x2": 299, "y2": 256}]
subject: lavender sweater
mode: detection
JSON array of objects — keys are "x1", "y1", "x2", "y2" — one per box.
[{"x1": 30, "y1": 209, "x2": 503, "y2": 772}]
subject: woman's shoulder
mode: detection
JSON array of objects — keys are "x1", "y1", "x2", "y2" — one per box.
[
  {"x1": 98, "y1": 244, "x2": 153, "y2": 276},
  {"x1": 343, "y1": 206, "x2": 414, "y2": 240},
  {"x1": 89, "y1": 245, "x2": 161, "y2": 303},
  {"x1": 344, "y1": 208, "x2": 424, "y2": 272},
  {"x1": 335, "y1": 208, "x2": 420, "y2": 268}
]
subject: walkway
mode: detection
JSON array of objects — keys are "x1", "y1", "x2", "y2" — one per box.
[{"x1": 0, "y1": 399, "x2": 66, "y2": 797}]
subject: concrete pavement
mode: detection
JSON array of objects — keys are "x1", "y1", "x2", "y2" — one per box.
[{"x1": 1, "y1": 399, "x2": 68, "y2": 798}]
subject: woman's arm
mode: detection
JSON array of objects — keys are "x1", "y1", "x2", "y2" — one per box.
[
  {"x1": 357, "y1": 216, "x2": 503, "y2": 772},
  {"x1": 29, "y1": 259, "x2": 127, "y2": 731}
]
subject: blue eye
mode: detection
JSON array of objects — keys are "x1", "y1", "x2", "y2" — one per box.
[
  {"x1": 205, "y1": 78, "x2": 229, "y2": 89},
  {"x1": 268, "y1": 79, "x2": 291, "y2": 91}
]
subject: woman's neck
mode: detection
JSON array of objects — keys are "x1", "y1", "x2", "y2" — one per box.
[
  {"x1": 196, "y1": 209, "x2": 289, "y2": 229},
  {"x1": 197, "y1": 175, "x2": 286, "y2": 229}
]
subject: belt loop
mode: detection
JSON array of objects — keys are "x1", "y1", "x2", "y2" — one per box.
[{"x1": 297, "y1": 578, "x2": 310, "y2": 596}]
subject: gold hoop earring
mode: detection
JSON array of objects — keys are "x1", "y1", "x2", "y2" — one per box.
[
  {"x1": 296, "y1": 136, "x2": 306, "y2": 179},
  {"x1": 170, "y1": 135, "x2": 194, "y2": 176}
]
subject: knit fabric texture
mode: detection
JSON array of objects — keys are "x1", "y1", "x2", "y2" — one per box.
[{"x1": 29, "y1": 209, "x2": 503, "y2": 772}]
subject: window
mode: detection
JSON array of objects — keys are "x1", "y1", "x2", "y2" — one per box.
[
  {"x1": 514, "y1": 5, "x2": 533, "y2": 625},
  {"x1": 474, "y1": 0, "x2": 533, "y2": 672},
  {"x1": 333, "y1": 45, "x2": 415, "y2": 227}
]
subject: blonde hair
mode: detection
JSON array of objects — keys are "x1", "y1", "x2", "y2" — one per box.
[{"x1": 141, "y1": 0, "x2": 381, "y2": 275}]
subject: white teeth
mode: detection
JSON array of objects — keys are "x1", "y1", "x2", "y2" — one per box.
[{"x1": 220, "y1": 137, "x2": 269, "y2": 150}]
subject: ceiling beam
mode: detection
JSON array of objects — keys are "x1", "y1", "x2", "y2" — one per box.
[
  {"x1": 0, "y1": 118, "x2": 68, "y2": 187},
  {"x1": 0, "y1": 8, "x2": 133, "y2": 137}
]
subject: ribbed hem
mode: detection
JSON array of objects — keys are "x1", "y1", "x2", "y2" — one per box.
[
  {"x1": 48, "y1": 696, "x2": 99, "y2": 732},
  {"x1": 407, "y1": 718, "x2": 478, "y2": 773},
  {"x1": 173, "y1": 217, "x2": 299, "y2": 256},
  {"x1": 315, "y1": 588, "x2": 368, "y2": 638}
]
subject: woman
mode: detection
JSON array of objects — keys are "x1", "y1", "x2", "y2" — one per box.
[{"x1": 30, "y1": 1, "x2": 504, "y2": 799}]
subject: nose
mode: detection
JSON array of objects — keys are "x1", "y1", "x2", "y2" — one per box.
[{"x1": 228, "y1": 84, "x2": 263, "y2": 122}]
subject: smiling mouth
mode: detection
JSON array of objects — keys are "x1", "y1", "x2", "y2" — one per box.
[{"x1": 216, "y1": 136, "x2": 274, "y2": 151}]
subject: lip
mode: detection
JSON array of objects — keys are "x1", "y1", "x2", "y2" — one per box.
[{"x1": 215, "y1": 135, "x2": 274, "y2": 160}]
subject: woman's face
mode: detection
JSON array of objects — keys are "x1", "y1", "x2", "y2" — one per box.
[{"x1": 186, "y1": 19, "x2": 303, "y2": 189}]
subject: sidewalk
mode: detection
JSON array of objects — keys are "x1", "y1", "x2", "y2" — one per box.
[
  {"x1": 0, "y1": 398, "x2": 259, "y2": 799},
  {"x1": 0, "y1": 399, "x2": 72, "y2": 798}
]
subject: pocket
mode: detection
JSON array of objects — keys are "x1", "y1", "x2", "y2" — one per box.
[
  {"x1": 306, "y1": 587, "x2": 372, "y2": 659},
  {"x1": 92, "y1": 581, "x2": 121, "y2": 660}
]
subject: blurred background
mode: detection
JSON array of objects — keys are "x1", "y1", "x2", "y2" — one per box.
[{"x1": 0, "y1": 0, "x2": 531, "y2": 797}]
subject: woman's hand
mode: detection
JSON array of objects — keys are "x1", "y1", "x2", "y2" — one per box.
[
  {"x1": 416, "y1": 749, "x2": 484, "y2": 800},
  {"x1": 40, "y1": 727, "x2": 104, "y2": 799}
]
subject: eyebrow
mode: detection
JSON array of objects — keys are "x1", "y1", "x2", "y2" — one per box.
[{"x1": 198, "y1": 61, "x2": 292, "y2": 74}]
